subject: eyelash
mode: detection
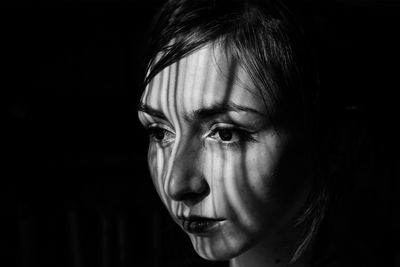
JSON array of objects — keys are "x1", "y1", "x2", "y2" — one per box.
[
  {"x1": 207, "y1": 124, "x2": 255, "y2": 147},
  {"x1": 147, "y1": 124, "x2": 175, "y2": 146}
]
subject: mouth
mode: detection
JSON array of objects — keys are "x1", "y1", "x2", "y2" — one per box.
[{"x1": 178, "y1": 215, "x2": 225, "y2": 235}]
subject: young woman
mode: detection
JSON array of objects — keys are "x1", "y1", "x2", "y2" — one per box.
[{"x1": 137, "y1": 0, "x2": 387, "y2": 266}]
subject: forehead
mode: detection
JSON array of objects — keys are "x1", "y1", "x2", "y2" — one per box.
[{"x1": 141, "y1": 45, "x2": 266, "y2": 117}]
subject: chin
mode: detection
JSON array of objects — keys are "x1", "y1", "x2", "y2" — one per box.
[{"x1": 188, "y1": 232, "x2": 254, "y2": 261}]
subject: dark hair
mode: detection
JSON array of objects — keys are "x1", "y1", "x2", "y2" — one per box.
[
  {"x1": 144, "y1": 0, "x2": 320, "y2": 126},
  {"x1": 143, "y1": 0, "x2": 329, "y2": 263}
]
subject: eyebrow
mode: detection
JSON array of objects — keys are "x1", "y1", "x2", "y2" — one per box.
[
  {"x1": 137, "y1": 103, "x2": 168, "y2": 120},
  {"x1": 187, "y1": 102, "x2": 266, "y2": 121},
  {"x1": 137, "y1": 102, "x2": 266, "y2": 122}
]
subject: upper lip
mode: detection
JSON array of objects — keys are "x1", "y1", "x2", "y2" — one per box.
[{"x1": 177, "y1": 215, "x2": 225, "y2": 221}]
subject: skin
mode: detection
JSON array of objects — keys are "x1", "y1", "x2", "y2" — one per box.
[{"x1": 138, "y1": 45, "x2": 312, "y2": 267}]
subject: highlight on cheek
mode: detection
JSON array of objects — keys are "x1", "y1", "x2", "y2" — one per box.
[
  {"x1": 222, "y1": 146, "x2": 259, "y2": 230},
  {"x1": 147, "y1": 144, "x2": 163, "y2": 199}
]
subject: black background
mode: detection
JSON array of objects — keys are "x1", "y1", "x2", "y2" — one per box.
[{"x1": 3, "y1": 1, "x2": 400, "y2": 266}]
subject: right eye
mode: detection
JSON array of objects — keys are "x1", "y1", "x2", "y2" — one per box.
[{"x1": 147, "y1": 125, "x2": 175, "y2": 144}]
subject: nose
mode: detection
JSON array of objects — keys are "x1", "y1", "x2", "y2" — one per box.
[{"x1": 165, "y1": 138, "x2": 210, "y2": 206}]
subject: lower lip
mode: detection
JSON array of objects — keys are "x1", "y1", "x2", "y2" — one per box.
[{"x1": 182, "y1": 219, "x2": 223, "y2": 235}]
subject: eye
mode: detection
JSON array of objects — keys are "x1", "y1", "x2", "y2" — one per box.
[
  {"x1": 207, "y1": 124, "x2": 254, "y2": 145},
  {"x1": 216, "y1": 128, "x2": 234, "y2": 141},
  {"x1": 147, "y1": 125, "x2": 175, "y2": 144}
]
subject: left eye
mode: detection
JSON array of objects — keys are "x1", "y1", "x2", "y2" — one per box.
[
  {"x1": 208, "y1": 126, "x2": 252, "y2": 144},
  {"x1": 215, "y1": 128, "x2": 234, "y2": 141}
]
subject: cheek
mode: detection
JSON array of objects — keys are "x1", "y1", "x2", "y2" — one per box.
[
  {"x1": 204, "y1": 143, "x2": 279, "y2": 222},
  {"x1": 243, "y1": 143, "x2": 281, "y2": 199},
  {"x1": 147, "y1": 143, "x2": 172, "y2": 206}
]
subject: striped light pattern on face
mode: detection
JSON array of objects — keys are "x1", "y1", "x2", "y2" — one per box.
[{"x1": 138, "y1": 45, "x2": 310, "y2": 261}]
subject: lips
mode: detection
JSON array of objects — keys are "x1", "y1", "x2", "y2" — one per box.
[{"x1": 178, "y1": 215, "x2": 225, "y2": 235}]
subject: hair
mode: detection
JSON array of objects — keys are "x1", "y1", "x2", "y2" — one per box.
[{"x1": 142, "y1": 0, "x2": 331, "y2": 264}]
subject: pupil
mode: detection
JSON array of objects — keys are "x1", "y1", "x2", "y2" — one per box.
[
  {"x1": 154, "y1": 129, "x2": 165, "y2": 140},
  {"x1": 219, "y1": 129, "x2": 232, "y2": 141}
]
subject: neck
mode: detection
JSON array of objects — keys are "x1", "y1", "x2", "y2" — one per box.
[{"x1": 229, "y1": 229, "x2": 312, "y2": 267}]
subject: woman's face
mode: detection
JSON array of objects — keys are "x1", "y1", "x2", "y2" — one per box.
[{"x1": 138, "y1": 45, "x2": 310, "y2": 260}]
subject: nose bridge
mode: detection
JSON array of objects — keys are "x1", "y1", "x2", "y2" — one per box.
[{"x1": 164, "y1": 133, "x2": 206, "y2": 202}]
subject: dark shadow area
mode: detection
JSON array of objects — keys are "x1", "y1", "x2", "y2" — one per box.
[{"x1": 2, "y1": 1, "x2": 399, "y2": 267}]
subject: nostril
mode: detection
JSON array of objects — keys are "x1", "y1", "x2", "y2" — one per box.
[{"x1": 180, "y1": 185, "x2": 210, "y2": 206}]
